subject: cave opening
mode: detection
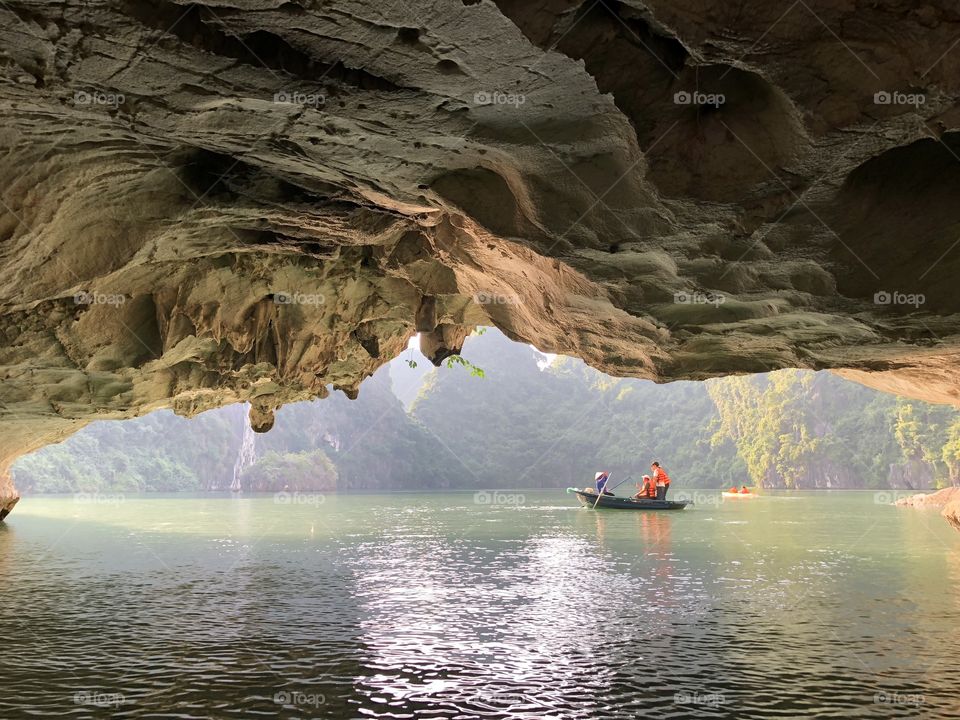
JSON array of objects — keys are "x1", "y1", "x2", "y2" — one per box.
[{"x1": 11, "y1": 327, "x2": 960, "y2": 504}]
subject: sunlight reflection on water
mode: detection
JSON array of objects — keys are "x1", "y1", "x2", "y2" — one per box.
[{"x1": 1, "y1": 491, "x2": 959, "y2": 718}]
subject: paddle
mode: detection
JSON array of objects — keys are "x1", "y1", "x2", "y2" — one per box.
[{"x1": 592, "y1": 474, "x2": 634, "y2": 509}]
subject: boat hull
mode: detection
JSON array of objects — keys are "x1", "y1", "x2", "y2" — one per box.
[{"x1": 572, "y1": 490, "x2": 689, "y2": 511}]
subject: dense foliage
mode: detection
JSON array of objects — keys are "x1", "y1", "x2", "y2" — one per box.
[
  {"x1": 14, "y1": 408, "x2": 242, "y2": 493},
  {"x1": 707, "y1": 371, "x2": 960, "y2": 489},
  {"x1": 239, "y1": 450, "x2": 338, "y2": 492}
]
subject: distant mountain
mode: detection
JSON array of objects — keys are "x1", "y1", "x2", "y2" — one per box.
[
  {"x1": 12, "y1": 405, "x2": 244, "y2": 493},
  {"x1": 14, "y1": 364, "x2": 454, "y2": 493},
  {"x1": 409, "y1": 330, "x2": 744, "y2": 489},
  {"x1": 252, "y1": 369, "x2": 452, "y2": 490}
]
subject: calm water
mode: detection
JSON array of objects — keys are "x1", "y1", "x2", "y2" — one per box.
[{"x1": 2, "y1": 490, "x2": 960, "y2": 719}]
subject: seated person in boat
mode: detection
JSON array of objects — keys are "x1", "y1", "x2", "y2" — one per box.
[
  {"x1": 633, "y1": 475, "x2": 657, "y2": 500},
  {"x1": 651, "y1": 461, "x2": 671, "y2": 500},
  {"x1": 740, "y1": 485, "x2": 751, "y2": 494}
]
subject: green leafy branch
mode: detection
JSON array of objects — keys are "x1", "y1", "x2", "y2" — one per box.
[{"x1": 445, "y1": 354, "x2": 485, "y2": 378}]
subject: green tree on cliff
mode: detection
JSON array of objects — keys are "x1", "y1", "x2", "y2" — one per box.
[{"x1": 941, "y1": 418, "x2": 960, "y2": 486}]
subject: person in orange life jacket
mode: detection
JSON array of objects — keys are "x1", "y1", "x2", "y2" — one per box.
[
  {"x1": 633, "y1": 475, "x2": 656, "y2": 500},
  {"x1": 651, "y1": 462, "x2": 671, "y2": 500}
]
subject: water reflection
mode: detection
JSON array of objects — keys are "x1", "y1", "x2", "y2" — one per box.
[{"x1": 350, "y1": 528, "x2": 636, "y2": 717}]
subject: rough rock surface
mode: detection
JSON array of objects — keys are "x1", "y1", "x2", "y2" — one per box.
[
  {"x1": 894, "y1": 487, "x2": 959, "y2": 509},
  {"x1": 947, "y1": 497, "x2": 960, "y2": 530},
  {"x1": 3, "y1": 1, "x2": 960, "y2": 520},
  {"x1": 895, "y1": 487, "x2": 960, "y2": 529}
]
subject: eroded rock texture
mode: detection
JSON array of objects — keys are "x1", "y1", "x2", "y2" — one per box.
[{"x1": 3, "y1": 1, "x2": 960, "y2": 520}]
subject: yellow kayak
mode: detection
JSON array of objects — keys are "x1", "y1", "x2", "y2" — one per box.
[{"x1": 722, "y1": 491, "x2": 756, "y2": 498}]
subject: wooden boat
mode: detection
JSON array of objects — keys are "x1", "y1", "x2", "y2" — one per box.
[{"x1": 567, "y1": 488, "x2": 689, "y2": 511}]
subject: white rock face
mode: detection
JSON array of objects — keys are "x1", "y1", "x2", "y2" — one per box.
[{"x1": 3, "y1": 1, "x2": 960, "y2": 519}]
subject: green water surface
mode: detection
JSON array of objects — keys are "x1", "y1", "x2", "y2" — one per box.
[{"x1": 1, "y1": 490, "x2": 958, "y2": 718}]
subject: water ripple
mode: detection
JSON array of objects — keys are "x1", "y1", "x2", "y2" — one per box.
[{"x1": 1, "y1": 492, "x2": 959, "y2": 718}]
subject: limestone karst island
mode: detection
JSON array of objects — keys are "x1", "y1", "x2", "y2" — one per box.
[{"x1": 3, "y1": 2, "x2": 960, "y2": 718}]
